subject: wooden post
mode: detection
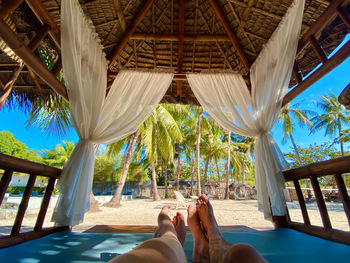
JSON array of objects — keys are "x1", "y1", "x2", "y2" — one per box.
[
  {"x1": 293, "y1": 179, "x2": 311, "y2": 225},
  {"x1": 0, "y1": 170, "x2": 13, "y2": 206},
  {"x1": 11, "y1": 174, "x2": 37, "y2": 235},
  {"x1": 34, "y1": 177, "x2": 56, "y2": 231},
  {"x1": 334, "y1": 173, "x2": 350, "y2": 226},
  {"x1": 310, "y1": 176, "x2": 332, "y2": 229}
]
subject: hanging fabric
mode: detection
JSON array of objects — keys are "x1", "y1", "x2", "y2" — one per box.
[
  {"x1": 53, "y1": 0, "x2": 173, "y2": 226},
  {"x1": 187, "y1": 0, "x2": 305, "y2": 219}
]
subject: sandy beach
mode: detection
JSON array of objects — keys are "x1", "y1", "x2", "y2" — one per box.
[{"x1": 1, "y1": 198, "x2": 348, "y2": 235}]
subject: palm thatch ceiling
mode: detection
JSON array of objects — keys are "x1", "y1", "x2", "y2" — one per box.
[{"x1": 0, "y1": 0, "x2": 349, "y2": 108}]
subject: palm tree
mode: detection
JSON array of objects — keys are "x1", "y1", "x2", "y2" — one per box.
[
  {"x1": 278, "y1": 102, "x2": 314, "y2": 164},
  {"x1": 139, "y1": 104, "x2": 182, "y2": 200},
  {"x1": 42, "y1": 141, "x2": 75, "y2": 168},
  {"x1": 195, "y1": 108, "x2": 203, "y2": 196},
  {"x1": 106, "y1": 131, "x2": 140, "y2": 207},
  {"x1": 311, "y1": 95, "x2": 350, "y2": 156},
  {"x1": 225, "y1": 131, "x2": 231, "y2": 200}
]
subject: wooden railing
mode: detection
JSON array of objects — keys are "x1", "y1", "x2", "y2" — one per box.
[
  {"x1": 282, "y1": 156, "x2": 350, "y2": 245},
  {"x1": 0, "y1": 153, "x2": 69, "y2": 248}
]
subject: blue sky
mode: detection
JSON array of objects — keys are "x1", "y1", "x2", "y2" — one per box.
[{"x1": 0, "y1": 35, "x2": 349, "y2": 155}]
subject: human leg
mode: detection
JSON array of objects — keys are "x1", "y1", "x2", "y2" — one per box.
[
  {"x1": 109, "y1": 206, "x2": 187, "y2": 263},
  {"x1": 196, "y1": 194, "x2": 267, "y2": 263},
  {"x1": 187, "y1": 205, "x2": 209, "y2": 263}
]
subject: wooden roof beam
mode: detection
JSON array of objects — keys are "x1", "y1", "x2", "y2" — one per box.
[
  {"x1": 130, "y1": 33, "x2": 231, "y2": 42},
  {"x1": 25, "y1": 0, "x2": 61, "y2": 49},
  {"x1": 283, "y1": 40, "x2": 350, "y2": 106},
  {"x1": 0, "y1": 0, "x2": 24, "y2": 18},
  {"x1": 207, "y1": 0, "x2": 250, "y2": 72},
  {"x1": 0, "y1": 18, "x2": 68, "y2": 99},
  {"x1": 177, "y1": 0, "x2": 185, "y2": 97},
  {"x1": 297, "y1": 0, "x2": 348, "y2": 56},
  {"x1": 108, "y1": 0, "x2": 155, "y2": 69},
  {"x1": 113, "y1": 0, "x2": 127, "y2": 32}
]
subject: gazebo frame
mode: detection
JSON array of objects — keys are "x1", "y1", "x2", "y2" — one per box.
[{"x1": 0, "y1": 0, "x2": 349, "y2": 249}]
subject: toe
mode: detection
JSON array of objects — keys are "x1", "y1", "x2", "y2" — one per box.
[
  {"x1": 161, "y1": 205, "x2": 171, "y2": 215},
  {"x1": 200, "y1": 194, "x2": 209, "y2": 203}
]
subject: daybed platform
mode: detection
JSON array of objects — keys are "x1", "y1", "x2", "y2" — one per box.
[{"x1": 1, "y1": 228, "x2": 349, "y2": 263}]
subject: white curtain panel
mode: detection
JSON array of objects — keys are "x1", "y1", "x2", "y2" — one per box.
[
  {"x1": 188, "y1": 0, "x2": 305, "y2": 219},
  {"x1": 52, "y1": 0, "x2": 173, "y2": 226}
]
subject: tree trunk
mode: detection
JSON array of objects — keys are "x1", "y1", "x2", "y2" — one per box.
[
  {"x1": 338, "y1": 118, "x2": 344, "y2": 156},
  {"x1": 225, "y1": 132, "x2": 231, "y2": 200},
  {"x1": 289, "y1": 131, "x2": 311, "y2": 199},
  {"x1": 106, "y1": 130, "x2": 140, "y2": 207},
  {"x1": 175, "y1": 144, "x2": 181, "y2": 191},
  {"x1": 203, "y1": 155, "x2": 211, "y2": 193},
  {"x1": 164, "y1": 166, "x2": 168, "y2": 198},
  {"x1": 215, "y1": 160, "x2": 220, "y2": 183},
  {"x1": 241, "y1": 159, "x2": 245, "y2": 184},
  {"x1": 151, "y1": 162, "x2": 161, "y2": 201},
  {"x1": 289, "y1": 132, "x2": 303, "y2": 165},
  {"x1": 190, "y1": 151, "x2": 195, "y2": 196},
  {"x1": 196, "y1": 111, "x2": 202, "y2": 196},
  {"x1": 89, "y1": 192, "x2": 101, "y2": 213}
]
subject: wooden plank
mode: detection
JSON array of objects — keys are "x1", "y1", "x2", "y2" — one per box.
[
  {"x1": 34, "y1": 177, "x2": 56, "y2": 231},
  {"x1": 336, "y1": 5, "x2": 350, "y2": 29},
  {"x1": 0, "y1": 0, "x2": 24, "y2": 18},
  {"x1": 0, "y1": 65, "x2": 24, "y2": 110},
  {"x1": 207, "y1": 0, "x2": 250, "y2": 72},
  {"x1": 293, "y1": 180, "x2": 311, "y2": 225},
  {"x1": 288, "y1": 221, "x2": 350, "y2": 245},
  {"x1": 11, "y1": 174, "x2": 37, "y2": 235},
  {"x1": 0, "y1": 19, "x2": 68, "y2": 99},
  {"x1": 108, "y1": 0, "x2": 154, "y2": 69},
  {"x1": 27, "y1": 24, "x2": 51, "y2": 51},
  {"x1": 130, "y1": 33, "x2": 231, "y2": 42},
  {"x1": 297, "y1": 0, "x2": 346, "y2": 55},
  {"x1": 310, "y1": 176, "x2": 332, "y2": 229},
  {"x1": 309, "y1": 35, "x2": 328, "y2": 63},
  {"x1": 25, "y1": 0, "x2": 61, "y2": 48},
  {"x1": 0, "y1": 226, "x2": 70, "y2": 249},
  {"x1": 113, "y1": 0, "x2": 127, "y2": 32},
  {"x1": 0, "y1": 153, "x2": 61, "y2": 179},
  {"x1": 283, "y1": 156, "x2": 350, "y2": 181},
  {"x1": 0, "y1": 170, "x2": 13, "y2": 206},
  {"x1": 334, "y1": 173, "x2": 350, "y2": 226},
  {"x1": 177, "y1": 0, "x2": 185, "y2": 97},
  {"x1": 283, "y1": 40, "x2": 350, "y2": 106}
]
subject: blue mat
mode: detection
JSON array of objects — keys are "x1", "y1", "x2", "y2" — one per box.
[{"x1": 0, "y1": 229, "x2": 349, "y2": 263}]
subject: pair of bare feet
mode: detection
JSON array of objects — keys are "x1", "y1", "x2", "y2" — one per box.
[{"x1": 155, "y1": 194, "x2": 222, "y2": 263}]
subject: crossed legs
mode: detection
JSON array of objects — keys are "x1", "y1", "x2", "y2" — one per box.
[{"x1": 110, "y1": 196, "x2": 267, "y2": 263}]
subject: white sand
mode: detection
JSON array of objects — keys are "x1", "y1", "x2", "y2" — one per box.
[{"x1": 1, "y1": 199, "x2": 348, "y2": 236}]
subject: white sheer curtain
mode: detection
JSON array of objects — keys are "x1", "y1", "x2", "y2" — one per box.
[
  {"x1": 52, "y1": 0, "x2": 173, "y2": 226},
  {"x1": 187, "y1": 0, "x2": 304, "y2": 219}
]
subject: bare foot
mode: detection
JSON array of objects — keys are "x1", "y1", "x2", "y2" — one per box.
[
  {"x1": 154, "y1": 206, "x2": 186, "y2": 247},
  {"x1": 187, "y1": 205, "x2": 209, "y2": 263},
  {"x1": 196, "y1": 194, "x2": 221, "y2": 240},
  {"x1": 154, "y1": 206, "x2": 176, "y2": 238},
  {"x1": 172, "y1": 212, "x2": 186, "y2": 246}
]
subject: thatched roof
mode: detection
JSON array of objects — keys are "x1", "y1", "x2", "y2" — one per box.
[{"x1": 0, "y1": 0, "x2": 349, "y2": 107}]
